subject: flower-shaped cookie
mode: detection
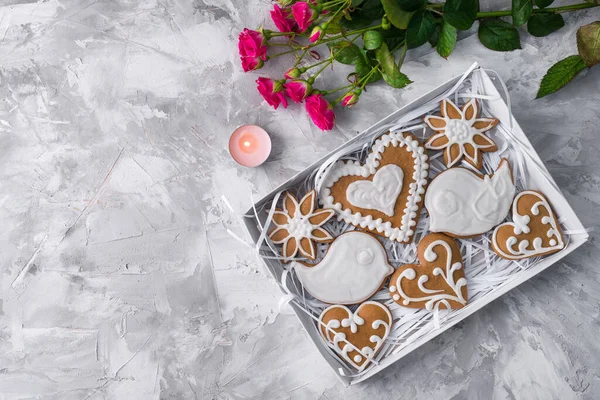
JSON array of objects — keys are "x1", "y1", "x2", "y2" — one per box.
[
  {"x1": 268, "y1": 190, "x2": 335, "y2": 261},
  {"x1": 424, "y1": 98, "x2": 499, "y2": 169}
]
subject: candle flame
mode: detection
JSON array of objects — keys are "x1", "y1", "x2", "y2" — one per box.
[{"x1": 243, "y1": 141, "x2": 251, "y2": 147}]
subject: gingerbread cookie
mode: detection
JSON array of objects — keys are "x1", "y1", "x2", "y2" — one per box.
[
  {"x1": 319, "y1": 131, "x2": 429, "y2": 243},
  {"x1": 425, "y1": 159, "x2": 515, "y2": 238},
  {"x1": 389, "y1": 233, "x2": 468, "y2": 310},
  {"x1": 268, "y1": 190, "x2": 335, "y2": 261},
  {"x1": 319, "y1": 301, "x2": 392, "y2": 371},
  {"x1": 424, "y1": 98, "x2": 499, "y2": 169},
  {"x1": 491, "y1": 190, "x2": 564, "y2": 259},
  {"x1": 293, "y1": 231, "x2": 394, "y2": 304}
]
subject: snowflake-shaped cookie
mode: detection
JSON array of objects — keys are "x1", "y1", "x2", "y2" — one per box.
[
  {"x1": 424, "y1": 98, "x2": 499, "y2": 169},
  {"x1": 268, "y1": 190, "x2": 335, "y2": 261}
]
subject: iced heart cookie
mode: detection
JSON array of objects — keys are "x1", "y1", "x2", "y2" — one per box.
[
  {"x1": 292, "y1": 231, "x2": 394, "y2": 304},
  {"x1": 424, "y1": 98, "x2": 499, "y2": 169},
  {"x1": 491, "y1": 190, "x2": 565, "y2": 259},
  {"x1": 389, "y1": 233, "x2": 468, "y2": 310},
  {"x1": 425, "y1": 158, "x2": 515, "y2": 238},
  {"x1": 319, "y1": 301, "x2": 392, "y2": 371},
  {"x1": 268, "y1": 190, "x2": 335, "y2": 262},
  {"x1": 319, "y1": 131, "x2": 429, "y2": 243}
]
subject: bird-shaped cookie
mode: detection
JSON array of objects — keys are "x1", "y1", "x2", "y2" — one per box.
[
  {"x1": 425, "y1": 158, "x2": 515, "y2": 237},
  {"x1": 292, "y1": 231, "x2": 394, "y2": 304}
]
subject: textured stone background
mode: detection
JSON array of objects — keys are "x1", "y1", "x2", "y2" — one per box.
[{"x1": 0, "y1": 0, "x2": 599, "y2": 399}]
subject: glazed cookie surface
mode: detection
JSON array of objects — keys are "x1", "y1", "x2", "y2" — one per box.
[
  {"x1": 424, "y1": 98, "x2": 499, "y2": 169},
  {"x1": 268, "y1": 190, "x2": 335, "y2": 262},
  {"x1": 319, "y1": 131, "x2": 429, "y2": 243},
  {"x1": 389, "y1": 233, "x2": 468, "y2": 310},
  {"x1": 292, "y1": 231, "x2": 394, "y2": 304},
  {"x1": 319, "y1": 301, "x2": 392, "y2": 371},
  {"x1": 492, "y1": 190, "x2": 564, "y2": 259},
  {"x1": 425, "y1": 159, "x2": 515, "y2": 238}
]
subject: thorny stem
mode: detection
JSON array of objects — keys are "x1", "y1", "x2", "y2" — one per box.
[
  {"x1": 302, "y1": 57, "x2": 331, "y2": 71},
  {"x1": 320, "y1": 84, "x2": 354, "y2": 96},
  {"x1": 321, "y1": 0, "x2": 351, "y2": 9},
  {"x1": 477, "y1": 2, "x2": 596, "y2": 18},
  {"x1": 330, "y1": 67, "x2": 378, "y2": 105},
  {"x1": 294, "y1": 48, "x2": 309, "y2": 67},
  {"x1": 269, "y1": 23, "x2": 383, "y2": 58},
  {"x1": 308, "y1": 58, "x2": 335, "y2": 83}
]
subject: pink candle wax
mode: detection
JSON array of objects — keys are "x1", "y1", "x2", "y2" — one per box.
[{"x1": 228, "y1": 125, "x2": 271, "y2": 167}]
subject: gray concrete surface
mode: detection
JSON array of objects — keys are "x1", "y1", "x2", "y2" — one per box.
[{"x1": 0, "y1": 0, "x2": 599, "y2": 399}]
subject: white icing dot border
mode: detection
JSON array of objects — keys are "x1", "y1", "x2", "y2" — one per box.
[{"x1": 319, "y1": 131, "x2": 429, "y2": 243}]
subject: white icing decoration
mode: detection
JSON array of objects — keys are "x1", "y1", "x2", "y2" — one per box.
[
  {"x1": 357, "y1": 249, "x2": 374, "y2": 265},
  {"x1": 318, "y1": 301, "x2": 392, "y2": 372},
  {"x1": 491, "y1": 191, "x2": 565, "y2": 259},
  {"x1": 346, "y1": 164, "x2": 404, "y2": 217},
  {"x1": 341, "y1": 313, "x2": 365, "y2": 334},
  {"x1": 269, "y1": 191, "x2": 335, "y2": 261},
  {"x1": 293, "y1": 232, "x2": 394, "y2": 304},
  {"x1": 319, "y1": 131, "x2": 429, "y2": 243},
  {"x1": 425, "y1": 160, "x2": 515, "y2": 236},
  {"x1": 424, "y1": 98, "x2": 498, "y2": 167},
  {"x1": 393, "y1": 239, "x2": 467, "y2": 310}
]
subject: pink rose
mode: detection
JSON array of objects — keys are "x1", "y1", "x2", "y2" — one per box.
[
  {"x1": 241, "y1": 56, "x2": 264, "y2": 72},
  {"x1": 341, "y1": 91, "x2": 360, "y2": 107},
  {"x1": 270, "y1": 4, "x2": 297, "y2": 33},
  {"x1": 284, "y1": 80, "x2": 312, "y2": 103},
  {"x1": 284, "y1": 67, "x2": 301, "y2": 80},
  {"x1": 305, "y1": 94, "x2": 335, "y2": 131},
  {"x1": 256, "y1": 77, "x2": 288, "y2": 109},
  {"x1": 309, "y1": 26, "x2": 323, "y2": 43},
  {"x1": 291, "y1": 2, "x2": 317, "y2": 33},
  {"x1": 238, "y1": 28, "x2": 267, "y2": 60}
]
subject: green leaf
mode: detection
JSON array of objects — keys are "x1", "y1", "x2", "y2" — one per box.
[
  {"x1": 325, "y1": 22, "x2": 342, "y2": 34},
  {"x1": 576, "y1": 21, "x2": 600, "y2": 67},
  {"x1": 443, "y1": 0, "x2": 479, "y2": 30},
  {"x1": 375, "y1": 42, "x2": 412, "y2": 88},
  {"x1": 381, "y1": 26, "x2": 407, "y2": 50},
  {"x1": 381, "y1": 0, "x2": 415, "y2": 29},
  {"x1": 396, "y1": 0, "x2": 426, "y2": 12},
  {"x1": 382, "y1": 70, "x2": 412, "y2": 88},
  {"x1": 429, "y1": 24, "x2": 441, "y2": 47},
  {"x1": 512, "y1": 0, "x2": 532, "y2": 26},
  {"x1": 407, "y1": 10, "x2": 437, "y2": 48},
  {"x1": 536, "y1": 55, "x2": 587, "y2": 98},
  {"x1": 478, "y1": 19, "x2": 521, "y2": 51},
  {"x1": 355, "y1": 0, "x2": 385, "y2": 19},
  {"x1": 584, "y1": 0, "x2": 600, "y2": 4},
  {"x1": 534, "y1": 0, "x2": 554, "y2": 8},
  {"x1": 342, "y1": 0, "x2": 385, "y2": 29},
  {"x1": 375, "y1": 42, "x2": 396, "y2": 75},
  {"x1": 355, "y1": 55, "x2": 382, "y2": 83},
  {"x1": 351, "y1": 0, "x2": 365, "y2": 6},
  {"x1": 364, "y1": 30, "x2": 384, "y2": 50},
  {"x1": 437, "y1": 21, "x2": 458, "y2": 58},
  {"x1": 527, "y1": 14, "x2": 564, "y2": 37},
  {"x1": 328, "y1": 42, "x2": 363, "y2": 64}
]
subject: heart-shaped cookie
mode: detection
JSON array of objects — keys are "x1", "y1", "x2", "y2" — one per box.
[
  {"x1": 319, "y1": 131, "x2": 429, "y2": 243},
  {"x1": 491, "y1": 190, "x2": 564, "y2": 259},
  {"x1": 389, "y1": 233, "x2": 468, "y2": 310},
  {"x1": 346, "y1": 164, "x2": 404, "y2": 216},
  {"x1": 319, "y1": 301, "x2": 392, "y2": 371}
]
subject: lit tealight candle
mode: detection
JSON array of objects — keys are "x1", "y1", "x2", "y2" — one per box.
[{"x1": 229, "y1": 125, "x2": 271, "y2": 167}]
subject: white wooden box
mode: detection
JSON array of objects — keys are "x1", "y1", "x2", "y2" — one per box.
[{"x1": 241, "y1": 65, "x2": 588, "y2": 385}]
